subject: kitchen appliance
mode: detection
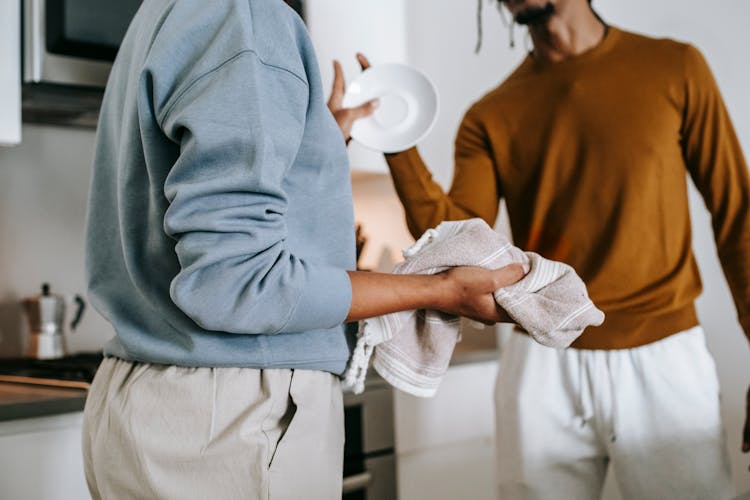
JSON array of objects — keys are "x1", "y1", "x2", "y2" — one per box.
[
  {"x1": 22, "y1": 0, "x2": 143, "y2": 126},
  {"x1": 21, "y1": 283, "x2": 86, "y2": 360},
  {"x1": 343, "y1": 379, "x2": 398, "y2": 499},
  {"x1": 23, "y1": 0, "x2": 142, "y2": 87},
  {"x1": 23, "y1": 0, "x2": 303, "y2": 89},
  {"x1": 0, "y1": 351, "x2": 102, "y2": 389}
]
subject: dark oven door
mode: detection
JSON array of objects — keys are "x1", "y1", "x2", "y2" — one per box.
[
  {"x1": 343, "y1": 382, "x2": 397, "y2": 499},
  {"x1": 24, "y1": 0, "x2": 143, "y2": 86}
]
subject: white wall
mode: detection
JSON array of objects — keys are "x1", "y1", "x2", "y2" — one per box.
[
  {"x1": 0, "y1": 125, "x2": 112, "y2": 357},
  {"x1": 306, "y1": 0, "x2": 410, "y2": 172},
  {"x1": 404, "y1": 0, "x2": 526, "y2": 189}
]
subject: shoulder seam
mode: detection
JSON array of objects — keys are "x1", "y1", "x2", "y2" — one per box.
[{"x1": 158, "y1": 48, "x2": 307, "y2": 126}]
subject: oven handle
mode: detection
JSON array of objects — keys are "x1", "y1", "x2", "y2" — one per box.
[{"x1": 342, "y1": 471, "x2": 373, "y2": 494}]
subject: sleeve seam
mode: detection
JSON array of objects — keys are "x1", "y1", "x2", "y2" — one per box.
[{"x1": 157, "y1": 49, "x2": 308, "y2": 127}]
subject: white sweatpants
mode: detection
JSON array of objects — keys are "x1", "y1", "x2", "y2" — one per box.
[{"x1": 494, "y1": 326, "x2": 734, "y2": 500}]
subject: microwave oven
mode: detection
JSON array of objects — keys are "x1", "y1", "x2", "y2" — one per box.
[
  {"x1": 22, "y1": 0, "x2": 143, "y2": 127},
  {"x1": 23, "y1": 0, "x2": 143, "y2": 88},
  {"x1": 24, "y1": 0, "x2": 306, "y2": 88},
  {"x1": 22, "y1": 0, "x2": 305, "y2": 127}
]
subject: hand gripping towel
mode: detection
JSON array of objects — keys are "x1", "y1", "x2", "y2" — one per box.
[{"x1": 344, "y1": 218, "x2": 604, "y2": 397}]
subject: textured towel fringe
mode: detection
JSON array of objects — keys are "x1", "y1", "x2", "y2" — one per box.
[
  {"x1": 403, "y1": 228, "x2": 439, "y2": 258},
  {"x1": 343, "y1": 321, "x2": 375, "y2": 394}
]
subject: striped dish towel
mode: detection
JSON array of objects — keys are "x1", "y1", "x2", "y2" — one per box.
[{"x1": 344, "y1": 218, "x2": 604, "y2": 397}]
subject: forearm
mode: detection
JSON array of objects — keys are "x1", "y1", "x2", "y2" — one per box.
[
  {"x1": 345, "y1": 270, "x2": 449, "y2": 322},
  {"x1": 345, "y1": 264, "x2": 525, "y2": 324}
]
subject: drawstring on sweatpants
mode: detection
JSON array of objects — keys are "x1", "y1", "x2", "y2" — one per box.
[
  {"x1": 574, "y1": 350, "x2": 617, "y2": 442},
  {"x1": 605, "y1": 354, "x2": 618, "y2": 443},
  {"x1": 575, "y1": 351, "x2": 593, "y2": 427},
  {"x1": 202, "y1": 367, "x2": 217, "y2": 452}
]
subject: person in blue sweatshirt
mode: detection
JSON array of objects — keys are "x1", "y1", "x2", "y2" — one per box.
[{"x1": 82, "y1": 1, "x2": 524, "y2": 498}]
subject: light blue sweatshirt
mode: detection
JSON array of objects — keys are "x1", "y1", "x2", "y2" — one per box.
[{"x1": 85, "y1": 0, "x2": 356, "y2": 374}]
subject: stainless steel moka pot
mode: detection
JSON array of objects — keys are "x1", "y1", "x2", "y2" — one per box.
[{"x1": 21, "y1": 283, "x2": 86, "y2": 359}]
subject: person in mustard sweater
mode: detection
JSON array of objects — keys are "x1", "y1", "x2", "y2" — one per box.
[{"x1": 350, "y1": 0, "x2": 750, "y2": 498}]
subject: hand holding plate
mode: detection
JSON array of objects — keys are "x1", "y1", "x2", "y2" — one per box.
[{"x1": 327, "y1": 58, "x2": 379, "y2": 143}]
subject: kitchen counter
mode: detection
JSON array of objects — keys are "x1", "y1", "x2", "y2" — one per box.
[
  {"x1": 0, "y1": 383, "x2": 87, "y2": 422},
  {"x1": 0, "y1": 347, "x2": 500, "y2": 422}
]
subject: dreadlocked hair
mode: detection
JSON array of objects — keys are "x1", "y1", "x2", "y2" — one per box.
[{"x1": 475, "y1": 0, "x2": 509, "y2": 53}]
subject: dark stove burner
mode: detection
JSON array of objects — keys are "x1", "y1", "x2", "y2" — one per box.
[{"x1": 0, "y1": 352, "x2": 104, "y2": 388}]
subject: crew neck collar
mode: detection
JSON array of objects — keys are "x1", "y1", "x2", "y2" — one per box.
[{"x1": 525, "y1": 25, "x2": 621, "y2": 71}]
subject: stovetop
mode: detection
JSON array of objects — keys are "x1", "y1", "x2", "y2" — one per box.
[{"x1": 0, "y1": 352, "x2": 103, "y2": 389}]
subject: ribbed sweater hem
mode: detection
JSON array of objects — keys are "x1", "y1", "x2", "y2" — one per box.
[{"x1": 569, "y1": 303, "x2": 699, "y2": 350}]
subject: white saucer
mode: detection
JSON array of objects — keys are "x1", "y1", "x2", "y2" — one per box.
[{"x1": 343, "y1": 63, "x2": 439, "y2": 154}]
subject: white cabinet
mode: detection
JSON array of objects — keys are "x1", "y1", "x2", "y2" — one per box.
[
  {"x1": 398, "y1": 437, "x2": 497, "y2": 500},
  {"x1": 0, "y1": 413, "x2": 89, "y2": 500},
  {"x1": 394, "y1": 361, "x2": 500, "y2": 499},
  {"x1": 0, "y1": 0, "x2": 22, "y2": 146}
]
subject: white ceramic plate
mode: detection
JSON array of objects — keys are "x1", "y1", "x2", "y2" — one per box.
[{"x1": 342, "y1": 63, "x2": 439, "y2": 154}]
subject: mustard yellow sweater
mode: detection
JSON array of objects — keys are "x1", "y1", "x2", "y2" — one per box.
[{"x1": 386, "y1": 27, "x2": 750, "y2": 349}]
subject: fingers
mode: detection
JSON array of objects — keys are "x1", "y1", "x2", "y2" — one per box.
[
  {"x1": 330, "y1": 55, "x2": 371, "y2": 110},
  {"x1": 492, "y1": 263, "x2": 527, "y2": 289},
  {"x1": 333, "y1": 100, "x2": 379, "y2": 142},
  {"x1": 328, "y1": 60, "x2": 345, "y2": 110},
  {"x1": 478, "y1": 306, "x2": 512, "y2": 325},
  {"x1": 356, "y1": 52, "x2": 372, "y2": 70},
  {"x1": 347, "y1": 99, "x2": 379, "y2": 120},
  {"x1": 469, "y1": 302, "x2": 515, "y2": 325}
]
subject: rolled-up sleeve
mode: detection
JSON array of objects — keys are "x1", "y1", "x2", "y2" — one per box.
[{"x1": 157, "y1": 51, "x2": 352, "y2": 334}]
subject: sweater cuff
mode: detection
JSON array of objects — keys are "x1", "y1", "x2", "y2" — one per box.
[{"x1": 281, "y1": 264, "x2": 352, "y2": 333}]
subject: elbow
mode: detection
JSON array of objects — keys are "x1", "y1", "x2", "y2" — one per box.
[{"x1": 169, "y1": 282, "x2": 230, "y2": 332}]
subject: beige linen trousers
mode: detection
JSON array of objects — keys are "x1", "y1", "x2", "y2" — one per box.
[{"x1": 82, "y1": 358, "x2": 344, "y2": 500}]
